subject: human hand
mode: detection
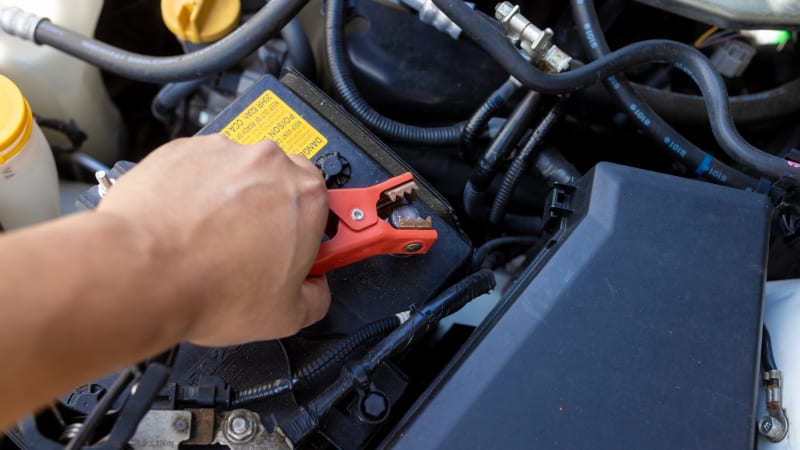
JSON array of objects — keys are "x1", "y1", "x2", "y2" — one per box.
[{"x1": 97, "y1": 134, "x2": 330, "y2": 346}]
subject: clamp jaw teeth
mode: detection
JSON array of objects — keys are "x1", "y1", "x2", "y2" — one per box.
[
  {"x1": 378, "y1": 181, "x2": 419, "y2": 211},
  {"x1": 396, "y1": 216, "x2": 434, "y2": 230}
]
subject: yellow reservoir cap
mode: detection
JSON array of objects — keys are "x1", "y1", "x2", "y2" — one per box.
[
  {"x1": 0, "y1": 75, "x2": 32, "y2": 165},
  {"x1": 161, "y1": 0, "x2": 241, "y2": 44}
]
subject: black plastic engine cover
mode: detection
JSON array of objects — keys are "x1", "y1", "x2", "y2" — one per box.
[
  {"x1": 384, "y1": 162, "x2": 769, "y2": 449},
  {"x1": 338, "y1": 0, "x2": 509, "y2": 122}
]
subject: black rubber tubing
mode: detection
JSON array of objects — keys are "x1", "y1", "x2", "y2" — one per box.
[
  {"x1": 151, "y1": 78, "x2": 209, "y2": 125},
  {"x1": 471, "y1": 235, "x2": 539, "y2": 271},
  {"x1": 534, "y1": 146, "x2": 581, "y2": 184},
  {"x1": 585, "y1": 79, "x2": 800, "y2": 126},
  {"x1": 32, "y1": 0, "x2": 310, "y2": 83},
  {"x1": 431, "y1": 0, "x2": 800, "y2": 184},
  {"x1": 325, "y1": 0, "x2": 465, "y2": 145},
  {"x1": 460, "y1": 77, "x2": 521, "y2": 152},
  {"x1": 463, "y1": 90, "x2": 542, "y2": 226},
  {"x1": 232, "y1": 316, "x2": 401, "y2": 407},
  {"x1": 490, "y1": 97, "x2": 568, "y2": 226},
  {"x1": 569, "y1": 0, "x2": 756, "y2": 189},
  {"x1": 280, "y1": 17, "x2": 316, "y2": 78}
]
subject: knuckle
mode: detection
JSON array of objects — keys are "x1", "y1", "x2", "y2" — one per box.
[
  {"x1": 298, "y1": 175, "x2": 327, "y2": 209},
  {"x1": 253, "y1": 139, "x2": 281, "y2": 153},
  {"x1": 202, "y1": 133, "x2": 234, "y2": 147},
  {"x1": 302, "y1": 172, "x2": 326, "y2": 195},
  {"x1": 246, "y1": 140, "x2": 282, "y2": 164}
]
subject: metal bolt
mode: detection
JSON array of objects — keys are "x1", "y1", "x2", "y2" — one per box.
[
  {"x1": 361, "y1": 391, "x2": 390, "y2": 422},
  {"x1": 494, "y1": 1, "x2": 517, "y2": 23},
  {"x1": 197, "y1": 110, "x2": 212, "y2": 126},
  {"x1": 231, "y1": 416, "x2": 248, "y2": 434},
  {"x1": 95, "y1": 170, "x2": 114, "y2": 198},
  {"x1": 224, "y1": 411, "x2": 256, "y2": 443},
  {"x1": 351, "y1": 208, "x2": 365, "y2": 221},
  {"x1": 405, "y1": 242, "x2": 423, "y2": 252},
  {"x1": 172, "y1": 416, "x2": 189, "y2": 433},
  {"x1": 758, "y1": 415, "x2": 787, "y2": 442}
]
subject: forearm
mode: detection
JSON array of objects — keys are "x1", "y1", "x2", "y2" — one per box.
[{"x1": 0, "y1": 212, "x2": 188, "y2": 430}]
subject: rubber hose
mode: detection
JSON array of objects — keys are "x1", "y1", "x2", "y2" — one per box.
[
  {"x1": 503, "y1": 215, "x2": 543, "y2": 236},
  {"x1": 431, "y1": 0, "x2": 799, "y2": 184},
  {"x1": 634, "y1": 79, "x2": 800, "y2": 126},
  {"x1": 280, "y1": 18, "x2": 315, "y2": 77},
  {"x1": 325, "y1": 0, "x2": 465, "y2": 145},
  {"x1": 461, "y1": 77, "x2": 521, "y2": 154},
  {"x1": 570, "y1": 0, "x2": 756, "y2": 189},
  {"x1": 534, "y1": 146, "x2": 580, "y2": 185},
  {"x1": 490, "y1": 97, "x2": 568, "y2": 226},
  {"x1": 464, "y1": 90, "x2": 542, "y2": 225},
  {"x1": 27, "y1": 0, "x2": 309, "y2": 83},
  {"x1": 151, "y1": 78, "x2": 209, "y2": 125},
  {"x1": 471, "y1": 235, "x2": 538, "y2": 271}
]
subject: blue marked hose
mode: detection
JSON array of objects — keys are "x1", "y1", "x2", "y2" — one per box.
[
  {"x1": 432, "y1": 0, "x2": 793, "y2": 185},
  {"x1": 569, "y1": 0, "x2": 756, "y2": 189}
]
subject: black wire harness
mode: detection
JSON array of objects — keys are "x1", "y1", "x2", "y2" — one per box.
[
  {"x1": 431, "y1": 0, "x2": 799, "y2": 184},
  {"x1": 762, "y1": 325, "x2": 778, "y2": 372},
  {"x1": 278, "y1": 270, "x2": 496, "y2": 445},
  {"x1": 233, "y1": 316, "x2": 402, "y2": 407},
  {"x1": 324, "y1": 0, "x2": 465, "y2": 145}
]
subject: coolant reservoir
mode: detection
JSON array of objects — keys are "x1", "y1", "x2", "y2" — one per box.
[
  {"x1": 0, "y1": 74, "x2": 59, "y2": 230},
  {"x1": 759, "y1": 279, "x2": 800, "y2": 449},
  {"x1": 0, "y1": 0, "x2": 122, "y2": 164}
]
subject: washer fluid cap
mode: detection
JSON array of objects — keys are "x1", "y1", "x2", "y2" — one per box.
[
  {"x1": 161, "y1": 0, "x2": 241, "y2": 44},
  {"x1": 0, "y1": 75, "x2": 32, "y2": 165}
]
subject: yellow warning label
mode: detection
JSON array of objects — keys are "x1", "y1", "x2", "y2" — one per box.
[{"x1": 219, "y1": 90, "x2": 327, "y2": 158}]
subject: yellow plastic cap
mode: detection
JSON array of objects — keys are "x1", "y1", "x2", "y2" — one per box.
[
  {"x1": 0, "y1": 75, "x2": 32, "y2": 164},
  {"x1": 161, "y1": 0, "x2": 241, "y2": 44}
]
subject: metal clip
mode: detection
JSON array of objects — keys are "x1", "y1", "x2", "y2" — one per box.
[{"x1": 494, "y1": 2, "x2": 571, "y2": 73}]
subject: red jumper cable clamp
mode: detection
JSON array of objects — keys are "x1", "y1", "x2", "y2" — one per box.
[{"x1": 310, "y1": 172, "x2": 438, "y2": 275}]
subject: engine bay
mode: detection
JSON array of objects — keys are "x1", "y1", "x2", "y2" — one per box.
[{"x1": 1, "y1": 0, "x2": 800, "y2": 448}]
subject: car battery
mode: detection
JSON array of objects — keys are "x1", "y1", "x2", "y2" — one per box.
[
  {"x1": 199, "y1": 70, "x2": 473, "y2": 334},
  {"x1": 79, "y1": 70, "x2": 473, "y2": 335}
]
